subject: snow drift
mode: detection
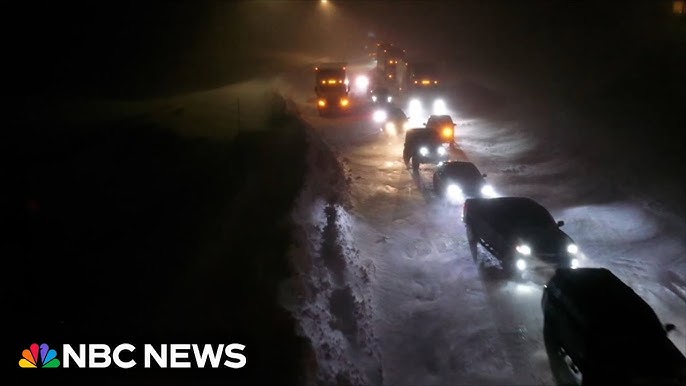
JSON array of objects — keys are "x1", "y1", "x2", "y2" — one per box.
[{"x1": 284, "y1": 117, "x2": 383, "y2": 385}]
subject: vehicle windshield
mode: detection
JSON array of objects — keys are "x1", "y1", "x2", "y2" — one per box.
[
  {"x1": 444, "y1": 163, "x2": 482, "y2": 181},
  {"x1": 388, "y1": 107, "x2": 407, "y2": 120},
  {"x1": 493, "y1": 201, "x2": 556, "y2": 228},
  {"x1": 429, "y1": 116, "x2": 453, "y2": 126}
]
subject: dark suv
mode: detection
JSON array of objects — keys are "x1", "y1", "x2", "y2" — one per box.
[
  {"x1": 403, "y1": 128, "x2": 450, "y2": 172},
  {"x1": 424, "y1": 114, "x2": 456, "y2": 146},
  {"x1": 542, "y1": 268, "x2": 686, "y2": 386}
]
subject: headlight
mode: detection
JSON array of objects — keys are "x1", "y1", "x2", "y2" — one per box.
[
  {"x1": 408, "y1": 99, "x2": 422, "y2": 117},
  {"x1": 387, "y1": 96, "x2": 392, "y2": 102},
  {"x1": 516, "y1": 244, "x2": 531, "y2": 256},
  {"x1": 372, "y1": 110, "x2": 387, "y2": 123},
  {"x1": 571, "y1": 258, "x2": 580, "y2": 269},
  {"x1": 567, "y1": 244, "x2": 578, "y2": 255},
  {"x1": 355, "y1": 75, "x2": 369, "y2": 91},
  {"x1": 419, "y1": 147, "x2": 429, "y2": 156},
  {"x1": 437, "y1": 146, "x2": 447, "y2": 156},
  {"x1": 516, "y1": 259, "x2": 527, "y2": 271},
  {"x1": 446, "y1": 184, "x2": 464, "y2": 203},
  {"x1": 384, "y1": 122, "x2": 397, "y2": 135},
  {"x1": 372, "y1": 95, "x2": 377, "y2": 102},
  {"x1": 433, "y1": 99, "x2": 447, "y2": 115},
  {"x1": 441, "y1": 127, "x2": 454, "y2": 140},
  {"x1": 480, "y1": 184, "x2": 497, "y2": 198}
]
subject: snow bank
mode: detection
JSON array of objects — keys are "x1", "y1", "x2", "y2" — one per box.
[
  {"x1": 284, "y1": 119, "x2": 383, "y2": 385},
  {"x1": 13, "y1": 77, "x2": 299, "y2": 139}
]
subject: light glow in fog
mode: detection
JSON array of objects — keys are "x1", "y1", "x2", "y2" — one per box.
[
  {"x1": 433, "y1": 99, "x2": 448, "y2": 115},
  {"x1": 373, "y1": 110, "x2": 387, "y2": 123},
  {"x1": 408, "y1": 99, "x2": 423, "y2": 118},
  {"x1": 481, "y1": 184, "x2": 497, "y2": 198},
  {"x1": 355, "y1": 75, "x2": 369, "y2": 93},
  {"x1": 447, "y1": 184, "x2": 464, "y2": 204}
]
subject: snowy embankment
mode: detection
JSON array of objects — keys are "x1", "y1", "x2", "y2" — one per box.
[{"x1": 283, "y1": 117, "x2": 383, "y2": 385}]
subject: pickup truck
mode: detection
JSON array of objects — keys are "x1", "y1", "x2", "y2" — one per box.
[
  {"x1": 542, "y1": 267, "x2": 686, "y2": 385},
  {"x1": 402, "y1": 128, "x2": 450, "y2": 172},
  {"x1": 461, "y1": 196, "x2": 579, "y2": 275}
]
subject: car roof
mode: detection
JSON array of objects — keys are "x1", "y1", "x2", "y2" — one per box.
[
  {"x1": 405, "y1": 128, "x2": 441, "y2": 141},
  {"x1": 547, "y1": 268, "x2": 664, "y2": 331},
  {"x1": 428, "y1": 115, "x2": 453, "y2": 121},
  {"x1": 439, "y1": 160, "x2": 479, "y2": 170},
  {"x1": 465, "y1": 196, "x2": 556, "y2": 227}
]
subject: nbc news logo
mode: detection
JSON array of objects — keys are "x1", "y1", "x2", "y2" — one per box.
[{"x1": 19, "y1": 342, "x2": 246, "y2": 369}]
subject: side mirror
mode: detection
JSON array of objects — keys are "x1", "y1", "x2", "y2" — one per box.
[
  {"x1": 665, "y1": 323, "x2": 676, "y2": 333},
  {"x1": 423, "y1": 122, "x2": 427, "y2": 126},
  {"x1": 557, "y1": 220, "x2": 565, "y2": 227},
  {"x1": 482, "y1": 173, "x2": 487, "y2": 178}
]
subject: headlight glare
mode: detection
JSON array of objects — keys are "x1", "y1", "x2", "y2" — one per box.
[
  {"x1": 481, "y1": 184, "x2": 497, "y2": 198},
  {"x1": 516, "y1": 244, "x2": 531, "y2": 256},
  {"x1": 446, "y1": 184, "x2": 464, "y2": 203},
  {"x1": 567, "y1": 244, "x2": 578, "y2": 254},
  {"x1": 419, "y1": 147, "x2": 429, "y2": 156},
  {"x1": 372, "y1": 110, "x2": 387, "y2": 123},
  {"x1": 516, "y1": 259, "x2": 527, "y2": 271}
]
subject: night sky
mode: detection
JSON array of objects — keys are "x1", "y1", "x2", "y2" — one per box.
[{"x1": 8, "y1": 1, "x2": 684, "y2": 102}]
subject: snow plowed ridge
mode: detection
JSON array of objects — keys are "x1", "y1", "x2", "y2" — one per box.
[{"x1": 287, "y1": 122, "x2": 382, "y2": 385}]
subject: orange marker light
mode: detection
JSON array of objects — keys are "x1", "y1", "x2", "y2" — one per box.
[
  {"x1": 340, "y1": 98, "x2": 349, "y2": 107},
  {"x1": 318, "y1": 99, "x2": 326, "y2": 107},
  {"x1": 442, "y1": 127, "x2": 453, "y2": 139}
]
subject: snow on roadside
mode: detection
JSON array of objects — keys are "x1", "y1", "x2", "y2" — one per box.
[{"x1": 283, "y1": 119, "x2": 383, "y2": 385}]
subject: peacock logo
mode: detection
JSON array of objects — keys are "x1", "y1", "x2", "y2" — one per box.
[{"x1": 19, "y1": 343, "x2": 60, "y2": 368}]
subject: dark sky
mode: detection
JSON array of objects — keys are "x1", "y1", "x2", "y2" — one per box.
[{"x1": 8, "y1": 1, "x2": 684, "y2": 98}]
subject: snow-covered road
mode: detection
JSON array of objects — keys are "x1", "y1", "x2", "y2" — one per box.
[{"x1": 291, "y1": 84, "x2": 685, "y2": 385}]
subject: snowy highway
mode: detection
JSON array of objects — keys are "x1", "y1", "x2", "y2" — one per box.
[{"x1": 291, "y1": 85, "x2": 686, "y2": 385}]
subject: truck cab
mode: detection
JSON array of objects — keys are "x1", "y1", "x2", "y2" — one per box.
[{"x1": 314, "y1": 64, "x2": 350, "y2": 117}]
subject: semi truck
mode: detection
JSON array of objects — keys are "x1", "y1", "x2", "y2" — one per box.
[
  {"x1": 375, "y1": 43, "x2": 406, "y2": 93},
  {"x1": 314, "y1": 63, "x2": 350, "y2": 117}
]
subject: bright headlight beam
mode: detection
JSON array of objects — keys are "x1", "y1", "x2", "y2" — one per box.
[
  {"x1": 408, "y1": 99, "x2": 422, "y2": 116},
  {"x1": 516, "y1": 259, "x2": 527, "y2": 271},
  {"x1": 419, "y1": 147, "x2": 429, "y2": 156},
  {"x1": 516, "y1": 244, "x2": 531, "y2": 256},
  {"x1": 372, "y1": 110, "x2": 387, "y2": 123},
  {"x1": 567, "y1": 244, "x2": 578, "y2": 254},
  {"x1": 571, "y1": 258, "x2": 580, "y2": 269},
  {"x1": 433, "y1": 99, "x2": 447, "y2": 115},
  {"x1": 385, "y1": 122, "x2": 397, "y2": 135},
  {"x1": 481, "y1": 184, "x2": 497, "y2": 198},
  {"x1": 437, "y1": 146, "x2": 447, "y2": 156},
  {"x1": 355, "y1": 75, "x2": 369, "y2": 91},
  {"x1": 446, "y1": 184, "x2": 464, "y2": 203}
]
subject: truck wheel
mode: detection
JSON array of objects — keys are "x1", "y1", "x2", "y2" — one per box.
[
  {"x1": 466, "y1": 224, "x2": 480, "y2": 265},
  {"x1": 411, "y1": 157, "x2": 420, "y2": 173},
  {"x1": 403, "y1": 148, "x2": 411, "y2": 167},
  {"x1": 544, "y1": 319, "x2": 582, "y2": 386}
]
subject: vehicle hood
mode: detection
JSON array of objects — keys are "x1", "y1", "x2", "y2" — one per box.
[
  {"x1": 445, "y1": 177, "x2": 486, "y2": 197},
  {"x1": 595, "y1": 336, "x2": 686, "y2": 385},
  {"x1": 511, "y1": 227, "x2": 573, "y2": 259}
]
